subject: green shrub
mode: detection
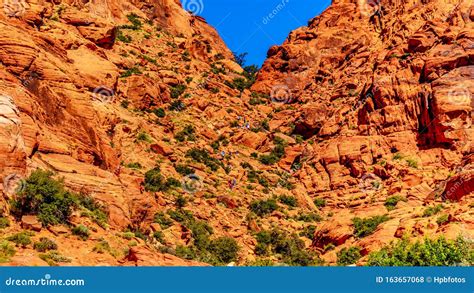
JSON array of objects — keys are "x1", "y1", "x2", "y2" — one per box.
[
  {"x1": 249, "y1": 199, "x2": 278, "y2": 217},
  {"x1": 120, "y1": 67, "x2": 141, "y2": 78},
  {"x1": 120, "y1": 100, "x2": 130, "y2": 108},
  {"x1": 72, "y1": 225, "x2": 90, "y2": 241},
  {"x1": 297, "y1": 213, "x2": 322, "y2": 223},
  {"x1": 208, "y1": 237, "x2": 239, "y2": 264},
  {"x1": 7, "y1": 231, "x2": 33, "y2": 248},
  {"x1": 277, "y1": 176, "x2": 294, "y2": 190},
  {"x1": 337, "y1": 247, "x2": 362, "y2": 266},
  {"x1": 120, "y1": 13, "x2": 142, "y2": 30},
  {"x1": 352, "y1": 215, "x2": 389, "y2": 238},
  {"x1": 125, "y1": 162, "x2": 142, "y2": 169},
  {"x1": 423, "y1": 204, "x2": 444, "y2": 217},
  {"x1": 122, "y1": 231, "x2": 135, "y2": 240},
  {"x1": 93, "y1": 239, "x2": 111, "y2": 254},
  {"x1": 116, "y1": 29, "x2": 132, "y2": 43},
  {"x1": 136, "y1": 131, "x2": 152, "y2": 143},
  {"x1": 153, "y1": 231, "x2": 164, "y2": 242},
  {"x1": 0, "y1": 217, "x2": 10, "y2": 228},
  {"x1": 259, "y1": 137, "x2": 286, "y2": 165},
  {"x1": 367, "y1": 237, "x2": 473, "y2": 266},
  {"x1": 169, "y1": 100, "x2": 186, "y2": 111},
  {"x1": 143, "y1": 167, "x2": 180, "y2": 193},
  {"x1": 10, "y1": 170, "x2": 76, "y2": 226},
  {"x1": 175, "y1": 194, "x2": 188, "y2": 208},
  {"x1": 143, "y1": 167, "x2": 165, "y2": 192},
  {"x1": 76, "y1": 195, "x2": 108, "y2": 229},
  {"x1": 278, "y1": 195, "x2": 298, "y2": 207},
  {"x1": 34, "y1": 237, "x2": 57, "y2": 252},
  {"x1": 405, "y1": 158, "x2": 418, "y2": 168},
  {"x1": 186, "y1": 148, "x2": 223, "y2": 171},
  {"x1": 313, "y1": 198, "x2": 326, "y2": 208},
  {"x1": 392, "y1": 153, "x2": 403, "y2": 160},
  {"x1": 384, "y1": 196, "x2": 406, "y2": 211},
  {"x1": 170, "y1": 84, "x2": 187, "y2": 99},
  {"x1": 174, "y1": 164, "x2": 194, "y2": 176},
  {"x1": 299, "y1": 225, "x2": 316, "y2": 239},
  {"x1": 153, "y1": 212, "x2": 173, "y2": 229},
  {"x1": 254, "y1": 229, "x2": 318, "y2": 266},
  {"x1": 0, "y1": 241, "x2": 15, "y2": 262},
  {"x1": 436, "y1": 214, "x2": 449, "y2": 225},
  {"x1": 153, "y1": 108, "x2": 166, "y2": 118},
  {"x1": 249, "y1": 92, "x2": 267, "y2": 105},
  {"x1": 39, "y1": 251, "x2": 71, "y2": 266},
  {"x1": 175, "y1": 125, "x2": 196, "y2": 142},
  {"x1": 168, "y1": 209, "x2": 194, "y2": 224},
  {"x1": 170, "y1": 209, "x2": 240, "y2": 266}
]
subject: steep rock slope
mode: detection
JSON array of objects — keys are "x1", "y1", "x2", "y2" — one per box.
[{"x1": 252, "y1": 0, "x2": 473, "y2": 260}]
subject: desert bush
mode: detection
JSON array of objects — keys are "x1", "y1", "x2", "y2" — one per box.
[
  {"x1": 174, "y1": 164, "x2": 194, "y2": 176},
  {"x1": 259, "y1": 137, "x2": 286, "y2": 165},
  {"x1": 34, "y1": 237, "x2": 58, "y2": 252},
  {"x1": 208, "y1": 237, "x2": 239, "y2": 264},
  {"x1": 423, "y1": 204, "x2": 444, "y2": 217},
  {"x1": 175, "y1": 125, "x2": 196, "y2": 142},
  {"x1": 186, "y1": 148, "x2": 223, "y2": 171},
  {"x1": 337, "y1": 247, "x2": 361, "y2": 266},
  {"x1": 10, "y1": 170, "x2": 75, "y2": 226},
  {"x1": 93, "y1": 239, "x2": 111, "y2": 254},
  {"x1": 299, "y1": 225, "x2": 316, "y2": 239},
  {"x1": 249, "y1": 199, "x2": 278, "y2": 217},
  {"x1": 297, "y1": 213, "x2": 322, "y2": 223},
  {"x1": 72, "y1": 225, "x2": 90, "y2": 241},
  {"x1": 0, "y1": 217, "x2": 10, "y2": 229},
  {"x1": 170, "y1": 84, "x2": 187, "y2": 99},
  {"x1": 153, "y1": 108, "x2": 166, "y2": 118},
  {"x1": 367, "y1": 237, "x2": 473, "y2": 266},
  {"x1": 153, "y1": 212, "x2": 173, "y2": 229},
  {"x1": 384, "y1": 196, "x2": 406, "y2": 211},
  {"x1": 7, "y1": 231, "x2": 33, "y2": 247},
  {"x1": 0, "y1": 241, "x2": 15, "y2": 263},
  {"x1": 313, "y1": 198, "x2": 326, "y2": 208},
  {"x1": 39, "y1": 251, "x2": 71, "y2": 266},
  {"x1": 352, "y1": 215, "x2": 389, "y2": 238},
  {"x1": 255, "y1": 229, "x2": 318, "y2": 266},
  {"x1": 169, "y1": 100, "x2": 186, "y2": 111},
  {"x1": 278, "y1": 195, "x2": 298, "y2": 207},
  {"x1": 436, "y1": 214, "x2": 449, "y2": 225}
]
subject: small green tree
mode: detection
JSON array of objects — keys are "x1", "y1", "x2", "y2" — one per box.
[{"x1": 337, "y1": 247, "x2": 361, "y2": 265}]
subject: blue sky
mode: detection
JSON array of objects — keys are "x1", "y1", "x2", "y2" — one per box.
[{"x1": 181, "y1": 0, "x2": 331, "y2": 66}]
